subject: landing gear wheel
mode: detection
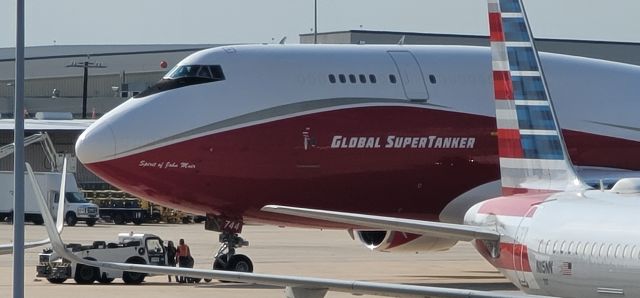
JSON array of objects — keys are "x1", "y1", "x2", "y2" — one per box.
[
  {"x1": 122, "y1": 258, "x2": 146, "y2": 284},
  {"x1": 213, "y1": 254, "x2": 229, "y2": 270},
  {"x1": 213, "y1": 254, "x2": 252, "y2": 272},
  {"x1": 208, "y1": 217, "x2": 251, "y2": 282},
  {"x1": 86, "y1": 219, "x2": 97, "y2": 227},
  {"x1": 213, "y1": 255, "x2": 231, "y2": 283},
  {"x1": 47, "y1": 277, "x2": 67, "y2": 284},
  {"x1": 65, "y1": 213, "x2": 77, "y2": 226},
  {"x1": 74, "y1": 263, "x2": 97, "y2": 284},
  {"x1": 227, "y1": 254, "x2": 253, "y2": 273},
  {"x1": 212, "y1": 254, "x2": 253, "y2": 282}
]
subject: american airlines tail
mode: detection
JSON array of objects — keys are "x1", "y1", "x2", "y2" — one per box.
[{"x1": 488, "y1": 0, "x2": 588, "y2": 195}]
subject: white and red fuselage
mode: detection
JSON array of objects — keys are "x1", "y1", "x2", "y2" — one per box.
[
  {"x1": 465, "y1": 183, "x2": 640, "y2": 296},
  {"x1": 75, "y1": 44, "x2": 640, "y2": 229}
]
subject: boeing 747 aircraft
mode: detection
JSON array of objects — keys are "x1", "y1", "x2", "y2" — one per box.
[
  {"x1": 40, "y1": 1, "x2": 640, "y2": 296},
  {"x1": 75, "y1": 2, "x2": 640, "y2": 272}
]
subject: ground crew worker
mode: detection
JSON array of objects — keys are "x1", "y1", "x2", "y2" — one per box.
[
  {"x1": 176, "y1": 238, "x2": 192, "y2": 283},
  {"x1": 166, "y1": 240, "x2": 177, "y2": 282}
]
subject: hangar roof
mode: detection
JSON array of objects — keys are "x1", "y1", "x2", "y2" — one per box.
[
  {"x1": 0, "y1": 44, "x2": 221, "y2": 80},
  {"x1": 300, "y1": 30, "x2": 640, "y2": 66}
]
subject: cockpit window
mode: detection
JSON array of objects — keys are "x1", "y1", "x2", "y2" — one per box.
[
  {"x1": 164, "y1": 65, "x2": 225, "y2": 81},
  {"x1": 134, "y1": 64, "x2": 225, "y2": 98},
  {"x1": 197, "y1": 67, "x2": 212, "y2": 79}
]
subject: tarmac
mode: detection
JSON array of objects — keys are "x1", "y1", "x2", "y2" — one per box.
[{"x1": 0, "y1": 222, "x2": 517, "y2": 298}]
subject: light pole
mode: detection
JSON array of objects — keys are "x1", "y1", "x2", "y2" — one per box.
[
  {"x1": 314, "y1": 0, "x2": 318, "y2": 44},
  {"x1": 66, "y1": 59, "x2": 106, "y2": 119},
  {"x1": 13, "y1": 0, "x2": 25, "y2": 297}
]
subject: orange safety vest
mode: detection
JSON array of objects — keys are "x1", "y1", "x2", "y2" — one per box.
[{"x1": 177, "y1": 244, "x2": 190, "y2": 257}]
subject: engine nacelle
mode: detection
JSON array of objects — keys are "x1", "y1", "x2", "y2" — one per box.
[{"x1": 355, "y1": 230, "x2": 457, "y2": 253}]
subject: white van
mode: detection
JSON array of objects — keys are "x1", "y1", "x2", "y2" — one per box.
[{"x1": 0, "y1": 171, "x2": 99, "y2": 226}]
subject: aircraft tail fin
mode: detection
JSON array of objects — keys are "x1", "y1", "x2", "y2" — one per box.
[
  {"x1": 55, "y1": 158, "x2": 68, "y2": 231},
  {"x1": 488, "y1": 0, "x2": 589, "y2": 195}
]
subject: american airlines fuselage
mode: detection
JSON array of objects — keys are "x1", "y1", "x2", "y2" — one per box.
[
  {"x1": 465, "y1": 181, "x2": 640, "y2": 297},
  {"x1": 76, "y1": 44, "x2": 640, "y2": 236}
]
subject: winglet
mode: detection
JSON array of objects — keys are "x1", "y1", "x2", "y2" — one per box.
[
  {"x1": 26, "y1": 162, "x2": 66, "y2": 254},
  {"x1": 26, "y1": 161, "x2": 65, "y2": 235},
  {"x1": 488, "y1": 0, "x2": 589, "y2": 194},
  {"x1": 30, "y1": 163, "x2": 68, "y2": 256},
  {"x1": 56, "y1": 158, "x2": 67, "y2": 232},
  {"x1": 0, "y1": 163, "x2": 66, "y2": 255}
]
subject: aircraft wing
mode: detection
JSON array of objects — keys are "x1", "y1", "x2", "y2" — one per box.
[
  {"x1": 31, "y1": 175, "x2": 550, "y2": 298},
  {"x1": 261, "y1": 205, "x2": 500, "y2": 242},
  {"x1": 0, "y1": 239, "x2": 52, "y2": 255},
  {"x1": 0, "y1": 162, "x2": 66, "y2": 255}
]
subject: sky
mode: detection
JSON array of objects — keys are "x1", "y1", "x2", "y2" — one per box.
[{"x1": 1, "y1": 0, "x2": 639, "y2": 48}]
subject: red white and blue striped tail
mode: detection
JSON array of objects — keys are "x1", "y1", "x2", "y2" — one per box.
[{"x1": 488, "y1": 0, "x2": 588, "y2": 195}]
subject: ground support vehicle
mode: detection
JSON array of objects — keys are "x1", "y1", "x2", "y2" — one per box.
[
  {"x1": 90, "y1": 198, "x2": 148, "y2": 225},
  {"x1": 84, "y1": 189, "x2": 200, "y2": 224},
  {"x1": 0, "y1": 171, "x2": 98, "y2": 226},
  {"x1": 36, "y1": 233, "x2": 166, "y2": 284},
  {"x1": 137, "y1": 198, "x2": 193, "y2": 224}
]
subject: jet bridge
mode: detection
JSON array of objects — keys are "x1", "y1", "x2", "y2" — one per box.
[{"x1": 0, "y1": 132, "x2": 60, "y2": 171}]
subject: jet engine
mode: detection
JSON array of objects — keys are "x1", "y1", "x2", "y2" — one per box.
[{"x1": 355, "y1": 230, "x2": 457, "y2": 253}]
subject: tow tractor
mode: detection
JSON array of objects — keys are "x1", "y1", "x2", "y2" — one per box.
[{"x1": 37, "y1": 232, "x2": 167, "y2": 284}]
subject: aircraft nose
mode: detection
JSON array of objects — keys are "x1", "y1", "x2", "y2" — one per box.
[{"x1": 75, "y1": 122, "x2": 116, "y2": 164}]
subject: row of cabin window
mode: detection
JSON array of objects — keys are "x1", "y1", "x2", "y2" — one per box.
[
  {"x1": 539, "y1": 239, "x2": 640, "y2": 260},
  {"x1": 328, "y1": 74, "x2": 383, "y2": 84},
  {"x1": 328, "y1": 74, "x2": 437, "y2": 85}
]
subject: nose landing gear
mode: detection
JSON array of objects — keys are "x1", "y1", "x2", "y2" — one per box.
[
  {"x1": 213, "y1": 232, "x2": 253, "y2": 272},
  {"x1": 204, "y1": 214, "x2": 254, "y2": 282}
]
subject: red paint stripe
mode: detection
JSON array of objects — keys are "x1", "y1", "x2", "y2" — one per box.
[
  {"x1": 489, "y1": 12, "x2": 505, "y2": 42},
  {"x1": 497, "y1": 129, "x2": 523, "y2": 158},
  {"x1": 498, "y1": 243, "x2": 532, "y2": 272},
  {"x1": 493, "y1": 71, "x2": 513, "y2": 99},
  {"x1": 502, "y1": 187, "x2": 528, "y2": 195},
  {"x1": 474, "y1": 241, "x2": 532, "y2": 272},
  {"x1": 502, "y1": 187, "x2": 558, "y2": 196},
  {"x1": 477, "y1": 193, "x2": 551, "y2": 217}
]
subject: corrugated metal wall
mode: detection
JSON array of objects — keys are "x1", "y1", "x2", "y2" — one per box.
[
  {"x1": 1, "y1": 71, "x2": 163, "y2": 98},
  {"x1": 0, "y1": 71, "x2": 164, "y2": 118}
]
